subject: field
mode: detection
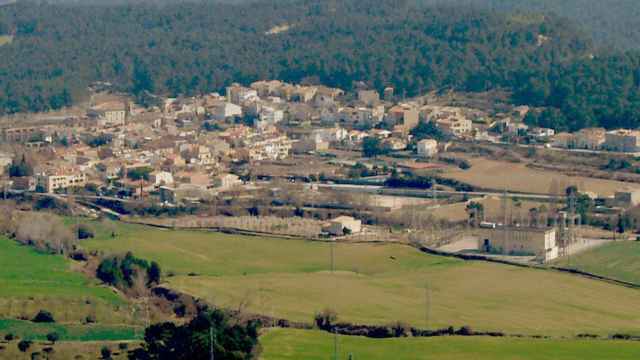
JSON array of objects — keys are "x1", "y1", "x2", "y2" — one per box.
[
  {"x1": 441, "y1": 157, "x2": 636, "y2": 196},
  {"x1": 0, "y1": 319, "x2": 139, "y2": 341},
  {"x1": 260, "y1": 328, "x2": 640, "y2": 360},
  {"x1": 0, "y1": 236, "x2": 140, "y2": 328},
  {"x1": 553, "y1": 241, "x2": 640, "y2": 285},
  {"x1": 82, "y1": 222, "x2": 640, "y2": 336},
  {"x1": 0, "y1": 340, "x2": 134, "y2": 360}
]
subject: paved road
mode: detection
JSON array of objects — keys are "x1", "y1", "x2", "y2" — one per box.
[{"x1": 316, "y1": 183, "x2": 565, "y2": 201}]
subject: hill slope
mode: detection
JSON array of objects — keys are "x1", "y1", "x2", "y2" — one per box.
[{"x1": 1, "y1": 0, "x2": 640, "y2": 131}]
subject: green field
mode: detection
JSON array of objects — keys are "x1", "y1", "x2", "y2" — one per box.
[
  {"x1": 554, "y1": 241, "x2": 640, "y2": 285},
  {"x1": 0, "y1": 319, "x2": 140, "y2": 341},
  {"x1": 260, "y1": 328, "x2": 640, "y2": 360},
  {"x1": 0, "y1": 236, "x2": 139, "y2": 327},
  {"x1": 82, "y1": 222, "x2": 640, "y2": 336}
]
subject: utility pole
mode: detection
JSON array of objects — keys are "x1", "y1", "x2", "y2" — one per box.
[
  {"x1": 210, "y1": 326, "x2": 214, "y2": 360},
  {"x1": 424, "y1": 281, "x2": 431, "y2": 330}
]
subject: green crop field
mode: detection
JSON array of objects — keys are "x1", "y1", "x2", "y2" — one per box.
[
  {"x1": 554, "y1": 241, "x2": 640, "y2": 285},
  {"x1": 0, "y1": 236, "x2": 139, "y2": 327},
  {"x1": 81, "y1": 221, "x2": 640, "y2": 336},
  {"x1": 260, "y1": 328, "x2": 640, "y2": 360}
]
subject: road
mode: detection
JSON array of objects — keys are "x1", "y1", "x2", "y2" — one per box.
[{"x1": 316, "y1": 183, "x2": 565, "y2": 201}]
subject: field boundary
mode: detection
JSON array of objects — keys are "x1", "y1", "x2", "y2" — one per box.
[{"x1": 418, "y1": 246, "x2": 640, "y2": 290}]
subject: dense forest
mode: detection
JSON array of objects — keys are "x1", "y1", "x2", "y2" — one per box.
[
  {"x1": 418, "y1": 0, "x2": 640, "y2": 51},
  {"x1": 0, "y1": 0, "x2": 640, "y2": 131}
]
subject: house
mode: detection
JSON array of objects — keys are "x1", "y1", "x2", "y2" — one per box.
[
  {"x1": 604, "y1": 130, "x2": 640, "y2": 153},
  {"x1": 575, "y1": 128, "x2": 606, "y2": 150},
  {"x1": 357, "y1": 90, "x2": 380, "y2": 106},
  {"x1": 88, "y1": 101, "x2": 127, "y2": 128},
  {"x1": 293, "y1": 137, "x2": 330, "y2": 154},
  {"x1": 226, "y1": 84, "x2": 258, "y2": 104},
  {"x1": 149, "y1": 171, "x2": 174, "y2": 187},
  {"x1": 210, "y1": 102, "x2": 242, "y2": 121},
  {"x1": 436, "y1": 118, "x2": 472, "y2": 136},
  {"x1": 323, "y1": 216, "x2": 362, "y2": 236},
  {"x1": 477, "y1": 227, "x2": 558, "y2": 262},
  {"x1": 12, "y1": 176, "x2": 36, "y2": 191},
  {"x1": 212, "y1": 173, "x2": 242, "y2": 190},
  {"x1": 417, "y1": 139, "x2": 438, "y2": 158},
  {"x1": 530, "y1": 127, "x2": 555, "y2": 138},
  {"x1": 37, "y1": 170, "x2": 87, "y2": 193},
  {"x1": 613, "y1": 190, "x2": 640, "y2": 208},
  {"x1": 387, "y1": 105, "x2": 419, "y2": 134},
  {"x1": 551, "y1": 132, "x2": 576, "y2": 148}
]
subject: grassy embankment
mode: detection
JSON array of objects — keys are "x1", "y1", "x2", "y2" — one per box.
[{"x1": 0, "y1": 236, "x2": 141, "y2": 341}]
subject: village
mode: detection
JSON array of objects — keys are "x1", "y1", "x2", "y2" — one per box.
[{"x1": 0, "y1": 80, "x2": 639, "y2": 265}]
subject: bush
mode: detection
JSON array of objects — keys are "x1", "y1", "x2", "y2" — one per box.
[
  {"x1": 17, "y1": 340, "x2": 32, "y2": 352},
  {"x1": 100, "y1": 346, "x2": 112, "y2": 359},
  {"x1": 4, "y1": 333, "x2": 15, "y2": 341},
  {"x1": 46, "y1": 332, "x2": 59, "y2": 344},
  {"x1": 118, "y1": 343, "x2": 128, "y2": 350},
  {"x1": 77, "y1": 224, "x2": 95, "y2": 240},
  {"x1": 32, "y1": 310, "x2": 55, "y2": 323},
  {"x1": 314, "y1": 309, "x2": 337, "y2": 330}
]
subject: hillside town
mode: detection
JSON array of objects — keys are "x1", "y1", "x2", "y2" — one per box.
[{"x1": 1, "y1": 80, "x2": 640, "y2": 263}]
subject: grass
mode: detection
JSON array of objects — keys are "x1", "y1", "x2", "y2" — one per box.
[
  {"x1": 0, "y1": 236, "x2": 137, "y2": 326},
  {"x1": 0, "y1": 319, "x2": 141, "y2": 341},
  {"x1": 0, "y1": 340, "x2": 134, "y2": 359},
  {"x1": 82, "y1": 221, "x2": 640, "y2": 336},
  {"x1": 441, "y1": 157, "x2": 636, "y2": 196},
  {"x1": 260, "y1": 328, "x2": 640, "y2": 360},
  {"x1": 553, "y1": 241, "x2": 640, "y2": 285}
]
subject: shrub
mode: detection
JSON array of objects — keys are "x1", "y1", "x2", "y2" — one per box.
[
  {"x1": 100, "y1": 346, "x2": 112, "y2": 359},
  {"x1": 118, "y1": 343, "x2": 128, "y2": 350},
  {"x1": 3, "y1": 333, "x2": 15, "y2": 341},
  {"x1": 46, "y1": 332, "x2": 59, "y2": 344},
  {"x1": 314, "y1": 309, "x2": 337, "y2": 330},
  {"x1": 32, "y1": 310, "x2": 55, "y2": 323},
  {"x1": 17, "y1": 339, "x2": 32, "y2": 352},
  {"x1": 77, "y1": 224, "x2": 95, "y2": 239}
]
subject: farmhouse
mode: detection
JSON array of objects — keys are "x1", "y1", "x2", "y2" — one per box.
[{"x1": 604, "y1": 129, "x2": 640, "y2": 153}]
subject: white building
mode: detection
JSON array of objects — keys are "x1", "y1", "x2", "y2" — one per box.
[
  {"x1": 604, "y1": 130, "x2": 640, "y2": 153},
  {"x1": 323, "y1": 216, "x2": 362, "y2": 236},
  {"x1": 149, "y1": 171, "x2": 174, "y2": 187},
  {"x1": 417, "y1": 139, "x2": 438, "y2": 158},
  {"x1": 211, "y1": 102, "x2": 242, "y2": 121}
]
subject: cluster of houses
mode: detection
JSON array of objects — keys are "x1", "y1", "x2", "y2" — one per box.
[
  {"x1": 0, "y1": 80, "x2": 531, "y2": 204},
  {"x1": 552, "y1": 128, "x2": 640, "y2": 153}
]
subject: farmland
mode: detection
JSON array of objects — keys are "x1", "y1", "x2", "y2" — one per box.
[
  {"x1": 0, "y1": 236, "x2": 140, "y2": 331},
  {"x1": 260, "y1": 328, "x2": 640, "y2": 360},
  {"x1": 82, "y1": 222, "x2": 640, "y2": 336},
  {"x1": 441, "y1": 157, "x2": 636, "y2": 196},
  {"x1": 553, "y1": 241, "x2": 640, "y2": 285}
]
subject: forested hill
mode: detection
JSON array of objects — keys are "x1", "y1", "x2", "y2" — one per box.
[
  {"x1": 0, "y1": 0, "x2": 639, "y2": 131},
  {"x1": 418, "y1": 0, "x2": 640, "y2": 51}
]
